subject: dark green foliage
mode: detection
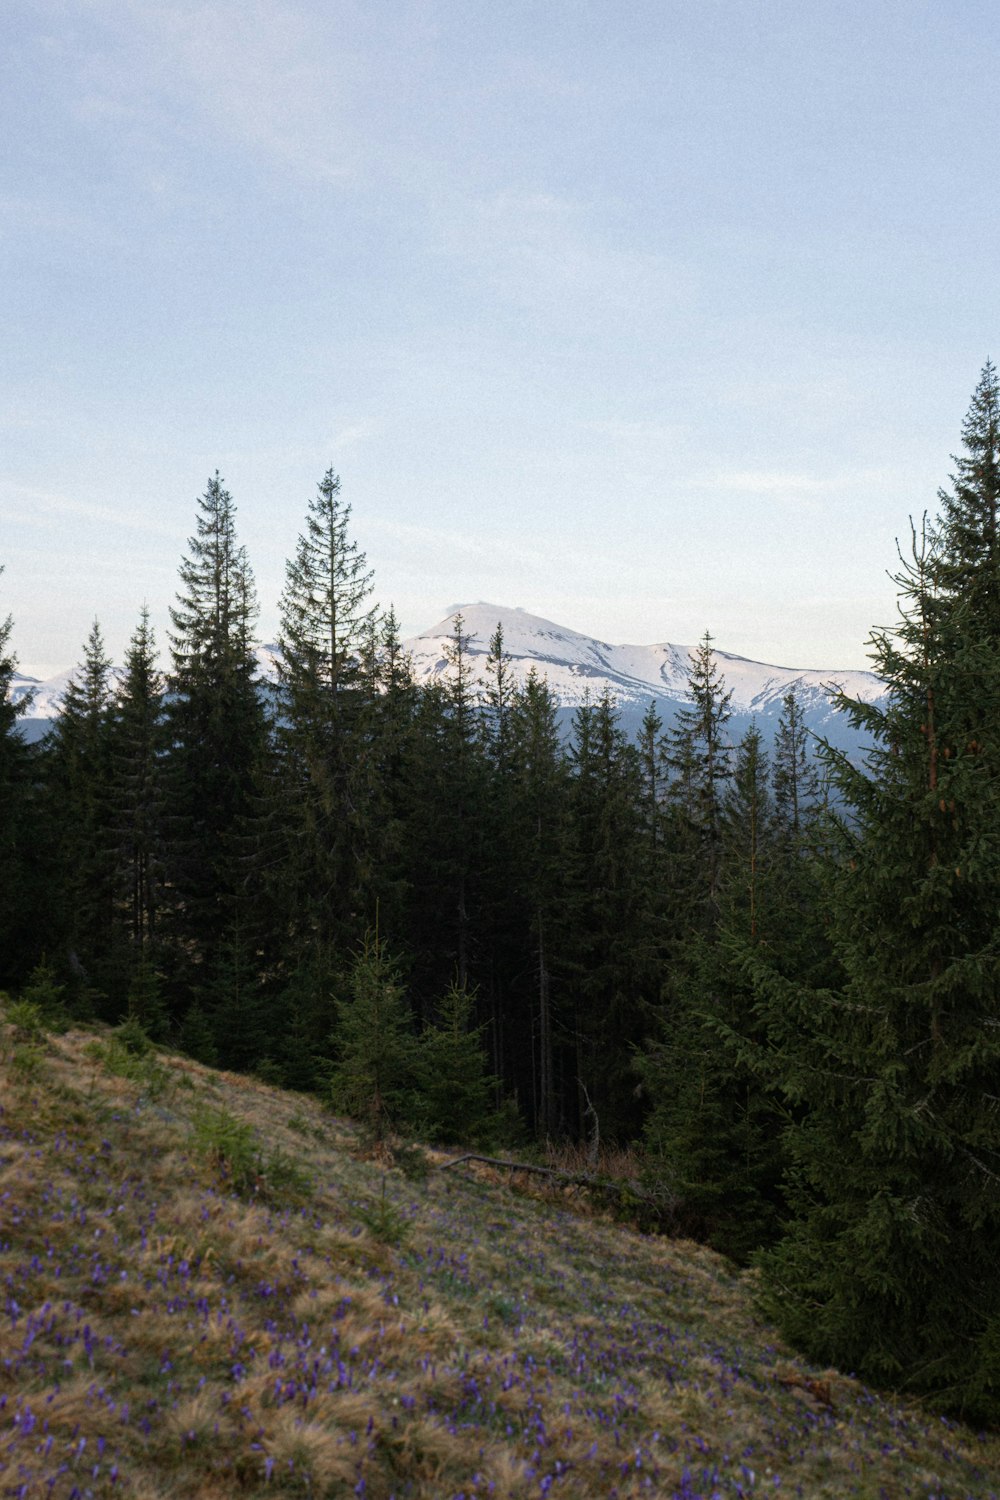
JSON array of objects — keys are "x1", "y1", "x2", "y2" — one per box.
[
  {"x1": 109, "y1": 608, "x2": 165, "y2": 963},
  {"x1": 0, "y1": 578, "x2": 41, "y2": 989},
  {"x1": 399, "y1": 617, "x2": 489, "y2": 1004},
  {"x1": 417, "y1": 983, "x2": 509, "y2": 1147},
  {"x1": 564, "y1": 689, "x2": 654, "y2": 1139},
  {"x1": 507, "y1": 669, "x2": 570, "y2": 1136},
  {"x1": 271, "y1": 467, "x2": 378, "y2": 966},
  {"x1": 20, "y1": 958, "x2": 70, "y2": 1032},
  {"x1": 772, "y1": 688, "x2": 821, "y2": 841},
  {"x1": 177, "y1": 999, "x2": 218, "y2": 1066},
  {"x1": 327, "y1": 931, "x2": 417, "y2": 1140},
  {"x1": 123, "y1": 961, "x2": 170, "y2": 1043},
  {"x1": 43, "y1": 620, "x2": 118, "y2": 1005},
  {"x1": 666, "y1": 631, "x2": 734, "y2": 911},
  {"x1": 163, "y1": 474, "x2": 268, "y2": 989},
  {"x1": 754, "y1": 365, "x2": 1000, "y2": 1422}
]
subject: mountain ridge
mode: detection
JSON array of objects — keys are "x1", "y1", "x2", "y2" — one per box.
[
  {"x1": 405, "y1": 602, "x2": 885, "y2": 749},
  {"x1": 10, "y1": 602, "x2": 886, "y2": 752}
]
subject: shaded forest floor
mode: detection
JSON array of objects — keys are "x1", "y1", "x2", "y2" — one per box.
[{"x1": 2, "y1": 1015, "x2": 999, "y2": 1499}]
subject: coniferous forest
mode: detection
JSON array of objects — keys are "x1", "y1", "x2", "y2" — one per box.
[{"x1": 3, "y1": 367, "x2": 1000, "y2": 1424}]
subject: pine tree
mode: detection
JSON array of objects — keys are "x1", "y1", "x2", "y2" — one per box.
[
  {"x1": 164, "y1": 475, "x2": 267, "y2": 989},
  {"x1": 0, "y1": 576, "x2": 39, "y2": 988},
  {"x1": 401, "y1": 615, "x2": 488, "y2": 1002},
  {"x1": 43, "y1": 620, "x2": 117, "y2": 1007},
  {"x1": 417, "y1": 982, "x2": 507, "y2": 1147},
  {"x1": 641, "y1": 725, "x2": 787, "y2": 1258},
  {"x1": 327, "y1": 929, "x2": 417, "y2": 1141},
  {"x1": 666, "y1": 631, "x2": 734, "y2": 913},
  {"x1": 753, "y1": 367, "x2": 1000, "y2": 1421},
  {"x1": 508, "y1": 669, "x2": 571, "y2": 1135},
  {"x1": 564, "y1": 688, "x2": 650, "y2": 1138},
  {"x1": 109, "y1": 608, "x2": 165, "y2": 961},
  {"x1": 269, "y1": 467, "x2": 379, "y2": 982},
  {"x1": 772, "y1": 689, "x2": 820, "y2": 841}
]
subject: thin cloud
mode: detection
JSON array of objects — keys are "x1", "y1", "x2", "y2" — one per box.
[
  {"x1": 104, "y1": 0, "x2": 363, "y2": 184},
  {"x1": 432, "y1": 188, "x2": 694, "y2": 318},
  {"x1": 1, "y1": 481, "x2": 179, "y2": 539}
]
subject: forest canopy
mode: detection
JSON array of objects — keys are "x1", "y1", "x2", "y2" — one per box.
[{"x1": 3, "y1": 370, "x2": 1000, "y2": 1423}]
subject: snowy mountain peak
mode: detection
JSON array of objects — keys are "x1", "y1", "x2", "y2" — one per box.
[
  {"x1": 10, "y1": 604, "x2": 886, "y2": 753},
  {"x1": 405, "y1": 604, "x2": 884, "y2": 745}
]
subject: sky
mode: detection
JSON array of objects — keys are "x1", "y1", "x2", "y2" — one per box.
[{"x1": 4, "y1": 0, "x2": 1000, "y2": 677}]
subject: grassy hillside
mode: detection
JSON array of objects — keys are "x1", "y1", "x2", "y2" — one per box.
[{"x1": 2, "y1": 1016, "x2": 999, "y2": 1500}]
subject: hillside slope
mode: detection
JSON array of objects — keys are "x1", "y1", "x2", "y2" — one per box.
[{"x1": 2, "y1": 1018, "x2": 998, "y2": 1499}]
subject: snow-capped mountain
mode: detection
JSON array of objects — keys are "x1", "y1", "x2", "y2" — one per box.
[
  {"x1": 11, "y1": 669, "x2": 78, "y2": 720},
  {"x1": 10, "y1": 603, "x2": 886, "y2": 754},
  {"x1": 404, "y1": 603, "x2": 885, "y2": 751}
]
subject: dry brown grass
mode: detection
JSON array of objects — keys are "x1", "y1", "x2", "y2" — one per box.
[{"x1": 2, "y1": 1015, "x2": 1000, "y2": 1500}]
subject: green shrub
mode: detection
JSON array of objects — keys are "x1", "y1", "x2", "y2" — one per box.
[
  {"x1": 357, "y1": 1180, "x2": 409, "y2": 1245},
  {"x1": 95, "y1": 1032, "x2": 171, "y2": 1098},
  {"x1": 261, "y1": 1147, "x2": 313, "y2": 1203},
  {"x1": 4, "y1": 997, "x2": 45, "y2": 1042},
  {"x1": 190, "y1": 1106, "x2": 312, "y2": 1204},
  {"x1": 20, "y1": 960, "x2": 70, "y2": 1032},
  {"x1": 11, "y1": 1042, "x2": 44, "y2": 1080},
  {"x1": 191, "y1": 1105, "x2": 257, "y2": 1194}
]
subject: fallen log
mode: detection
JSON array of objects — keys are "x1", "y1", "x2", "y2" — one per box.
[{"x1": 438, "y1": 1152, "x2": 670, "y2": 1216}]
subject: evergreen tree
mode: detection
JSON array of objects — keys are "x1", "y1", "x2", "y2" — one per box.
[
  {"x1": 270, "y1": 467, "x2": 379, "y2": 981},
  {"x1": 401, "y1": 615, "x2": 488, "y2": 1002},
  {"x1": 641, "y1": 724, "x2": 787, "y2": 1259},
  {"x1": 508, "y1": 669, "x2": 571, "y2": 1135},
  {"x1": 359, "y1": 606, "x2": 418, "y2": 945},
  {"x1": 164, "y1": 475, "x2": 267, "y2": 993},
  {"x1": 43, "y1": 620, "x2": 117, "y2": 1007},
  {"x1": 327, "y1": 929, "x2": 417, "y2": 1140},
  {"x1": 666, "y1": 631, "x2": 734, "y2": 913},
  {"x1": 753, "y1": 368, "x2": 1000, "y2": 1421},
  {"x1": 109, "y1": 608, "x2": 165, "y2": 962},
  {"x1": 564, "y1": 688, "x2": 651, "y2": 1138},
  {"x1": 477, "y1": 622, "x2": 529, "y2": 1111},
  {"x1": 772, "y1": 688, "x2": 820, "y2": 841},
  {"x1": 481, "y1": 622, "x2": 516, "y2": 774},
  {"x1": 417, "y1": 982, "x2": 507, "y2": 1146},
  {"x1": 124, "y1": 960, "x2": 170, "y2": 1042},
  {"x1": 0, "y1": 576, "x2": 39, "y2": 988}
]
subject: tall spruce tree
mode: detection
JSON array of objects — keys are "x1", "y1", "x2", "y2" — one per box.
[
  {"x1": 43, "y1": 620, "x2": 118, "y2": 1007},
  {"x1": 477, "y1": 623, "x2": 528, "y2": 1106},
  {"x1": 401, "y1": 615, "x2": 487, "y2": 1002},
  {"x1": 565, "y1": 688, "x2": 650, "y2": 1139},
  {"x1": 109, "y1": 608, "x2": 164, "y2": 964},
  {"x1": 641, "y1": 724, "x2": 788, "y2": 1258},
  {"x1": 666, "y1": 631, "x2": 734, "y2": 915},
  {"x1": 508, "y1": 669, "x2": 570, "y2": 1135},
  {"x1": 753, "y1": 366, "x2": 1000, "y2": 1421},
  {"x1": 164, "y1": 474, "x2": 268, "y2": 1019},
  {"x1": 772, "y1": 689, "x2": 820, "y2": 841},
  {"x1": 327, "y1": 928, "x2": 417, "y2": 1141},
  {"x1": 0, "y1": 576, "x2": 39, "y2": 987},
  {"x1": 273, "y1": 467, "x2": 378, "y2": 971}
]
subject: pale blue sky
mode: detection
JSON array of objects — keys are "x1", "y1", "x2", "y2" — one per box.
[{"x1": 4, "y1": 0, "x2": 999, "y2": 675}]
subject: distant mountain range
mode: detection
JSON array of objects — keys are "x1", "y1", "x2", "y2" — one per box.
[
  {"x1": 11, "y1": 602, "x2": 886, "y2": 755},
  {"x1": 406, "y1": 604, "x2": 885, "y2": 753}
]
